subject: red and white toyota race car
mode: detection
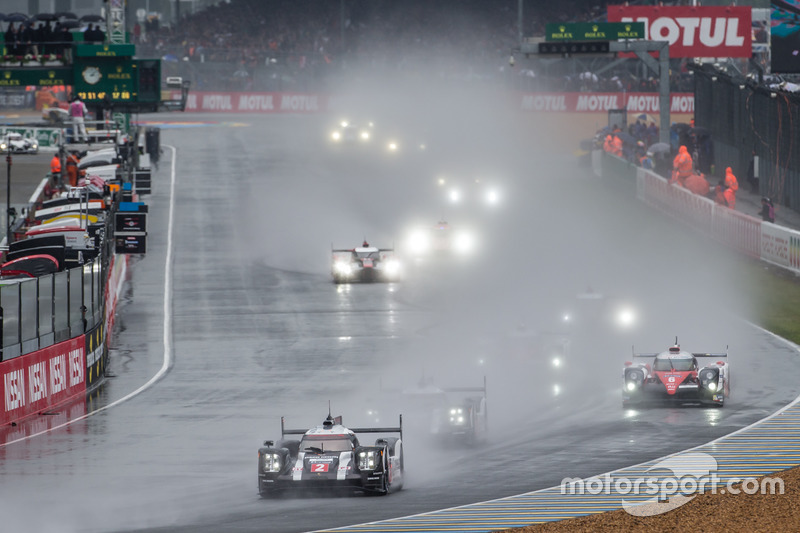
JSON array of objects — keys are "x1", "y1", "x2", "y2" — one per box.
[
  {"x1": 622, "y1": 342, "x2": 729, "y2": 407},
  {"x1": 331, "y1": 241, "x2": 401, "y2": 283}
]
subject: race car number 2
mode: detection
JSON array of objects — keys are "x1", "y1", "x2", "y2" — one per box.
[{"x1": 311, "y1": 463, "x2": 330, "y2": 472}]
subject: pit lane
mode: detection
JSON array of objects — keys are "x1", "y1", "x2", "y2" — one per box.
[{"x1": 0, "y1": 106, "x2": 798, "y2": 533}]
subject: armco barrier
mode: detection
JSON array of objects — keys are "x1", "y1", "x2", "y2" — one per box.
[{"x1": 600, "y1": 150, "x2": 800, "y2": 274}]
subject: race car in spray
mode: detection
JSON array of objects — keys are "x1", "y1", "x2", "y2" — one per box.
[
  {"x1": 379, "y1": 376, "x2": 487, "y2": 445},
  {"x1": 329, "y1": 119, "x2": 374, "y2": 144},
  {"x1": 622, "y1": 341, "x2": 729, "y2": 407},
  {"x1": 257, "y1": 414, "x2": 404, "y2": 496},
  {"x1": 331, "y1": 241, "x2": 401, "y2": 283},
  {"x1": 0, "y1": 132, "x2": 39, "y2": 154},
  {"x1": 405, "y1": 221, "x2": 476, "y2": 259}
]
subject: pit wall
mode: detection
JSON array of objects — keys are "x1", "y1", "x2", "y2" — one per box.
[
  {"x1": 0, "y1": 254, "x2": 127, "y2": 426},
  {"x1": 596, "y1": 150, "x2": 800, "y2": 274}
]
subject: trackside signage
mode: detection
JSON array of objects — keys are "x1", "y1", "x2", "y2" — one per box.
[
  {"x1": 1, "y1": 337, "x2": 85, "y2": 425},
  {"x1": 608, "y1": 5, "x2": 752, "y2": 58},
  {"x1": 519, "y1": 92, "x2": 694, "y2": 114},
  {"x1": 169, "y1": 91, "x2": 330, "y2": 113}
]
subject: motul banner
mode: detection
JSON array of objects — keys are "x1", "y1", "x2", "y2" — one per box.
[
  {"x1": 171, "y1": 91, "x2": 330, "y2": 113},
  {"x1": 519, "y1": 92, "x2": 694, "y2": 114},
  {"x1": 1, "y1": 337, "x2": 85, "y2": 426},
  {"x1": 608, "y1": 5, "x2": 752, "y2": 58}
]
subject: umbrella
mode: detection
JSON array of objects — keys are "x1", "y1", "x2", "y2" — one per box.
[
  {"x1": 648, "y1": 142, "x2": 671, "y2": 154},
  {"x1": 58, "y1": 19, "x2": 80, "y2": 29},
  {"x1": 5, "y1": 13, "x2": 30, "y2": 23},
  {"x1": 79, "y1": 14, "x2": 105, "y2": 23},
  {"x1": 33, "y1": 13, "x2": 58, "y2": 21},
  {"x1": 54, "y1": 12, "x2": 78, "y2": 19}
]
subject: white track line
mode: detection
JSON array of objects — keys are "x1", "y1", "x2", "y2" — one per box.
[
  {"x1": 0, "y1": 144, "x2": 177, "y2": 448},
  {"x1": 317, "y1": 321, "x2": 800, "y2": 532}
]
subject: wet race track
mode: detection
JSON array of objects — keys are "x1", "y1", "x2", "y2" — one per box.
[{"x1": 1, "y1": 85, "x2": 800, "y2": 533}]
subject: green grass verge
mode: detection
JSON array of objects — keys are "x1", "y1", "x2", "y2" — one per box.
[{"x1": 739, "y1": 259, "x2": 800, "y2": 344}]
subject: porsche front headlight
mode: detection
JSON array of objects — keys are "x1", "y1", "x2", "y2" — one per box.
[
  {"x1": 360, "y1": 130, "x2": 370, "y2": 140},
  {"x1": 358, "y1": 450, "x2": 378, "y2": 470},
  {"x1": 331, "y1": 131, "x2": 341, "y2": 141},
  {"x1": 262, "y1": 452, "x2": 281, "y2": 472}
]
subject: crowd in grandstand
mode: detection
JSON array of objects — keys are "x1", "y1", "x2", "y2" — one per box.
[{"x1": 135, "y1": 0, "x2": 672, "y2": 92}]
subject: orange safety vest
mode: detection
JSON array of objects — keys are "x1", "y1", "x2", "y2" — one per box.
[
  {"x1": 724, "y1": 167, "x2": 739, "y2": 192},
  {"x1": 50, "y1": 155, "x2": 61, "y2": 174}
]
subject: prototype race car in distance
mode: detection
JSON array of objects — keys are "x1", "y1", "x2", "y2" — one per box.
[
  {"x1": 405, "y1": 221, "x2": 476, "y2": 259},
  {"x1": 257, "y1": 414, "x2": 404, "y2": 496},
  {"x1": 330, "y1": 120, "x2": 373, "y2": 144},
  {"x1": 438, "y1": 177, "x2": 501, "y2": 208},
  {"x1": 332, "y1": 241, "x2": 401, "y2": 283},
  {"x1": 382, "y1": 376, "x2": 487, "y2": 445},
  {"x1": 0, "y1": 132, "x2": 39, "y2": 154},
  {"x1": 622, "y1": 342, "x2": 729, "y2": 407}
]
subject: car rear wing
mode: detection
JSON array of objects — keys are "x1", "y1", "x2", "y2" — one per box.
[
  {"x1": 281, "y1": 415, "x2": 403, "y2": 441},
  {"x1": 350, "y1": 415, "x2": 403, "y2": 441},
  {"x1": 443, "y1": 376, "x2": 487, "y2": 397},
  {"x1": 692, "y1": 352, "x2": 728, "y2": 358}
]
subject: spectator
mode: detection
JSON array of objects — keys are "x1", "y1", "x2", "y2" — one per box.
[
  {"x1": 671, "y1": 145, "x2": 693, "y2": 187},
  {"x1": 4, "y1": 23, "x2": 21, "y2": 56},
  {"x1": 724, "y1": 166, "x2": 739, "y2": 192},
  {"x1": 69, "y1": 95, "x2": 88, "y2": 143},
  {"x1": 639, "y1": 151, "x2": 654, "y2": 170},
  {"x1": 760, "y1": 197, "x2": 775, "y2": 223},
  {"x1": 611, "y1": 134, "x2": 623, "y2": 157},
  {"x1": 50, "y1": 152, "x2": 62, "y2": 176},
  {"x1": 714, "y1": 179, "x2": 736, "y2": 209},
  {"x1": 685, "y1": 172, "x2": 710, "y2": 196}
]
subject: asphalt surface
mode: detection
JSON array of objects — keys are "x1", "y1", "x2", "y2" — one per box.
[{"x1": 1, "y1": 98, "x2": 800, "y2": 533}]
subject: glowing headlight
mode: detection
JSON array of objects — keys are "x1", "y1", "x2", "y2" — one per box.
[
  {"x1": 334, "y1": 262, "x2": 352, "y2": 275},
  {"x1": 0, "y1": 143, "x2": 6, "y2": 151},
  {"x1": 708, "y1": 382, "x2": 718, "y2": 391},
  {"x1": 360, "y1": 131, "x2": 370, "y2": 140},
  {"x1": 387, "y1": 141, "x2": 398, "y2": 151},
  {"x1": 384, "y1": 259, "x2": 400, "y2": 275},
  {"x1": 262, "y1": 452, "x2": 281, "y2": 472},
  {"x1": 626, "y1": 382, "x2": 636, "y2": 391},
  {"x1": 552, "y1": 357, "x2": 561, "y2": 368},
  {"x1": 453, "y1": 232, "x2": 474, "y2": 254},
  {"x1": 449, "y1": 189, "x2": 461, "y2": 203},
  {"x1": 358, "y1": 450, "x2": 378, "y2": 470},
  {"x1": 340, "y1": 120, "x2": 349, "y2": 128},
  {"x1": 408, "y1": 230, "x2": 430, "y2": 254},
  {"x1": 331, "y1": 131, "x2": 341, "y2": 141},
  {"x1": 616, "y1": 308, "x2": 636, "y2": 328},
  {"x1": 486, "y1": 189, "x2": 500, "y2": 205}
]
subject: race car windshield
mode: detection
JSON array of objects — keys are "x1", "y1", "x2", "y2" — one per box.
[
  {"x1": 654, "y1": 358, "x2": 694, "y2": 371},
  {"x1": 356, "y1": 251, "x2": 380, "y2": 259},
  {"x1": 301, "y1": 438, "x2": 353, "y2": 452}
]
